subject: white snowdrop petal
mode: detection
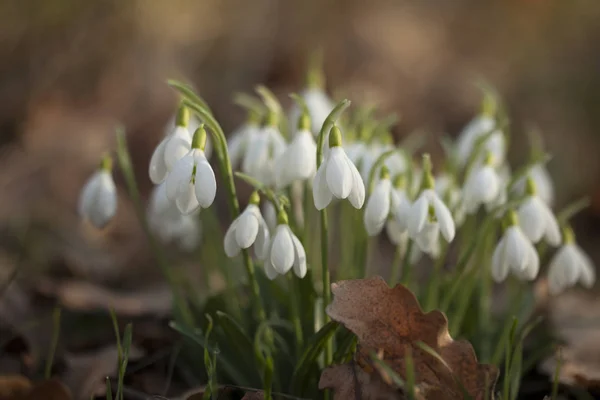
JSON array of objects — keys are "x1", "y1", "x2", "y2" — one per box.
[
  {"x1": 574, "y1": 245, "x2": 596, "y2": 288},
  {"x1": 312, "y1": 165, "x2": 333, "y2": 210},
  {"x1": 518, "y1": 197, "x2": 545, "y2": 243},
  {"x1": 224, "y1": 220, "x2": 241, "y2": 257},
  {"x1": 364, "y1": 179, "x2": 391, "y2": 236},
  {"x1": 235, "y1": 209, "x2": 259, "y2": 249},
  {"x1": 164, "y1": 127, "x2": 192, "y2": 169},
  {"x1": 242, "y1": 132, "x2": 267, "y2": 175},
  {"x1": 521, "y1": 241, "x2": 539, "y2": 280},
  {"x1": 149, "y1": 139, "x2": 169, "y2": 184},
  {"x1": 78, "y1": 172, "x2": 101, "y2": 217},
  {"x1": 90, "y1": 173, "x2": 117, "y2": 227},
  {"x1": 408, "y1": 195, "x2": 429, "y2": 238},
  {"x1": 415, "y1": 222, "x2": 439, "y2": 254},
  {"x1": 430, "y1": 193, "x2": 455, "y2": 242},
  {"x1": 254, "y1": 220, "x2": 270, "y2": 261},
  {"x1": 541, "y1": 203, "x2": 561, "y2": 246},
  {"x1": 395, "y1": 192, "x2": 412, "y2": 232},
  {"x1": 326, "y1": 148, "x2": 353, "y2": 199},
  {"x1": 505, "y1": 227, "x2": 527, "y2": 272},
  {"x1": 176, "y1": 183, "x2": 200, "y2": 215},
  {"x1": 385, "y1": 219, "x2": 405, "y2": 246},
  {"x1": 291, "y1": 233, "x2": 307, "y2": 278},
  {"x1": 347, "y1": 157, "x2": 366, "y2": 209},
  {"x1": 194, "y1": 154, "x2": 217, "y2": 208},
  {"x1": 264, "y1": 258, "x2": 280, "y2": 280},
  {"x1": 166, "y1": 154, "x2": 194, "y2": 201},
  {"x1": 270, "y1": 226, "x2": 295, "y2": 274},
  {"x1": 491, "y1": 238, "x2": 509, "y2": 283}
]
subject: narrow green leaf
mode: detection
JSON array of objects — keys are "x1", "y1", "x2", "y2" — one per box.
[
  {"x1": 557, "y1": 196, "x2": 590, "y2": 224},
  {"x1": 369, "y1": 353, "x2": 405, "y2": 388},
  {"x1": 233, "y1": 92, "x2": 266, "y2": 116},
  {"x1": 551, "y1": 347, "x2": 562, "y2": 400},
  {"x1": 405, "y1": 350, "x2": 416, "y2": 400},
  {"x1": 105, "y1": 378, "x2": 113, "y2": 400},
  {"x1": 263, "y1": 356, "x2": 274, "y2": 400},
  {"x1": 44, "y1": 306, "x2": 61, "y2": 379},
  {"x1": 291, "y1": 321, "x2": 339, "y2": 393},
  {"x1": 167, "y1": 80, "x2": 212, "y2": 114}
]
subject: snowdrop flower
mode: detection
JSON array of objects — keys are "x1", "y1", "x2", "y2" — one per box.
[
  {"x1": 455, "y1": 97, "x2": 506, "y2": 167},
  {"x1": 275, "y1": 113, "x2": 317, "y2": 188},
  {"x1": 166, "y1": 126, "x2": 217, "y2": 214},
  {"x1": 165, "y1": 111, "x2": 213, "y2": 159},
  {"x1": 364, "y1": 167, "x2": 392, "y2": 236},
  {"x1": 514, "y1": 163, "x2": 554, "y2": 206},
  {"x1": 224, "y1": 191, "x2": 270, "y2": 259},
  {"x1": 228, "y1": 110, "x2": 261, "y2": 170},
  {"x1": 491, "y1": 210, "x2": 540, "y2": 282},
  {"x1": 150, "y1": 107, "x2": 193, "y2": 184},
  {"x1": 463, "y1": 152, "x2": 501, "y2": 214},
  {"x1": 548, "y1": 226, "x2": 595, "y2": 294},
  {"x1": 313, "y1": 125, "x2": 365, "y2": 210},
  {"x1": 517, "y1": 177, "x2": 561, "y2": 246},
  {"x1": 407, "y1": 156, "x2": 456, "y2": 250},
  {"x1": 389, "y1": 174, "x2": 412, "y2": 235},
  {"x1": 148, "y1": 182, "x2": 201, "y2": 250},
  {"x1": 262, "y1": 201, "x2": 277, "y2": 232},
  {"x1": 264, "y1": 209, "x2": 307, "y2": 279},
  {"x1": 242, "y1": 111, "x2": 285, "y2": 186},
  {"x1": 289, "y1": 76, "x2": 334, "y2": 135},
  {"x1": 79, "y1": 155, "x2": 117, "y2": 229},
  {"x1": 435, "y1": 174, "x2": 466, "y2": 227}
]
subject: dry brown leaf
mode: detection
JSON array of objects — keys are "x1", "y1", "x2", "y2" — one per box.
[
  {"x1": 319, "y1": 276, "x2": 498, "y2": 400},
  {"x1": 35, "y1": 279, "x2": 173, "y2": 317},
  {"x1": 320, "y1": 362, "x2": 403, "y2": 399},
  {"x1": 62, "y1": 344, "x2": 144, "y2": 400},
  {"x1": 539, "y1": 285, "x2": 600, "y2": 389},
  {"x1": 0, "y1": 377, "x2": 72, "y2": 400}
]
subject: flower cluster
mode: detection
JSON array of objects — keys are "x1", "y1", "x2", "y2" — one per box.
[{"x1": 77, "y1": 78, "x2": 595, "y2": 296}]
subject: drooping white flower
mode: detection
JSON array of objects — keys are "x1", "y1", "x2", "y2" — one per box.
[
  {"x1": 548, "y1": 227, "x2": 595, "y2": 294},
  {"x1": 148, "y1": 182, "x2": 201, "y2": 250},
  {"x1": 435, "y1": 174, "x2": 466, "y2": 227},
  {"x1": 275, "y1": 113, "x2": 316, "y2": 189},
  {"x1": 491, "y1": 211, "x2": 540, "y2": 282},
  {"x1": 463, "y1": 153, "x2": 501, "y2": 214},
  {"x1": 264, "y1": 210, "x2": 307, "y2": 279},
  {"x1": 364, "y1": 168, "x2": 392, "y2": 236},
  {"x1": 312, "y1": 125, "x2": 365, "y2": 210},
  {"x1": 385, "y1": 225, "x2": 423, "y2": 264},
  {"x1": 228, "y1": 111, "x2": 261, "y2": 170},
  {"x1": 456, "y1": 114, "x2": 505, "y2": 167},
  {"x1": 290, "y1": 87, "x2": 334, "y2": 135},
  {"x1": 390, "y1": 175, "x2": 412, "y2": 234},
  {"x1": 79, "y1": 156, "x2": 117, "y2": 229},
  {"x1": 150, "y1": 107, "x2": 194, "y2": 184},
  {"x1": 262, "y1": 201, "x2": 277, "y2": 232},
  {"x1": 165, "y1": 127, "x2": 217, "y2": 215},
  {"x1": 224, "y1": 192, "x2": 270, "y2": 259},
  {"x1": 242, "y1": 112, "x2": 285, "y2": 186},
  {"x1": 517, "y1": 177, "x2": 561, "y2": 246},
  {"x1": 514, "y1": 163, "x2": 554, "y2": 206},
  {"x1": 407, "y1": 158, "x2": 456, "y2": 246}
]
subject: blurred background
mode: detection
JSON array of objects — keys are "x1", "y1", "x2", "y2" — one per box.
[{"x1": 1, "y1": 0, "x2": 600, "y2": 397}]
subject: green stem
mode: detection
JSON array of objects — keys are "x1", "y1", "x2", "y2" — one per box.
[
  {"x1": 424, "y1": 243, "x2": 448, "y2": 311},
  {"x1": 400, "y1": 241, "x2": 415, "y2": 288},
  {"x1": 288, "y1": 273, "x2": 304, "y2": 357},
  {"x1": 115, "y1": 129, "x2": 194, "y2": 326},
  {"x1": 178, "y1": 98, "x2": 267, "y2": 326},
  {"x1": 320, "y1": 208, "x2": 332, "y2": 367},
  {"x1": 388, "y1": 243, "x2": 404, "y2": 286}
]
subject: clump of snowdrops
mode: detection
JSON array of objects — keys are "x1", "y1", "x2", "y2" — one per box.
[{"x1": 78, "y1": 67, "x2": 594, "y2": 399}]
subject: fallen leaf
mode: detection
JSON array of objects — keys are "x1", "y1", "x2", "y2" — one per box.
[
  {"x1": 539, "y1": 285, "x2": 600, "y2": 389},
  {"x1": 320, "y1": 362, "x2": 402, "y2": 399},
  {"x1": 62, "y1": 344, "x2": 144, "y2": 400},
  {"x1": 35, "y1": 279, "x2": 173, "y2": 317},
  {"x1": 319, "y1": 276, "x2": 498, "y2": 400},
  {"x1": 0, "y1": 377, "x2": 72, "y2": 400}
]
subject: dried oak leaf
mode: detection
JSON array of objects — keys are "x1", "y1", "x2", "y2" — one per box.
[
  {"x1": 0, "y1": 377, "x2": 72, "y2": 400},
  {"x1": 319, "y1": 276, "x2": 498, "y2": 400},
  {"x1": 538, "y1": 285, "x2": 600, "y2": 389}
]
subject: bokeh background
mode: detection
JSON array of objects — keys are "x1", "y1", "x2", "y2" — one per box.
[{"x1": 1, "y1": 0, "x2": 600, "y2": 397}]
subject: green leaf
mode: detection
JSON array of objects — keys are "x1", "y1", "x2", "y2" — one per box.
[
  {"x1": 168, "y1": 80, "x2": 212, "y2": 115},
  {"x1": 291, "y1": 321, "x2": 339, "y2": 394},
  {"x1": 233, "y1": 92, "x2": 266, "y2": 116}
]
